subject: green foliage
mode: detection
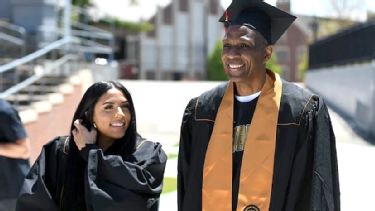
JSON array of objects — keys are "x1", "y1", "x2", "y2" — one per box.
[
  {"x1": 207, "y1": 41, "x2": 227, "y2": 81},
  {"x1": 167, "y1": 153, "x2": 178, "y2": 160},
  {"x1": 162, "y1": 177, "x2": 177, "y2": 194},
  {"x1": 298, "y1": 52, "x2": 309, "y2": 81},
  {"x1": 72, "y1": 0, "x2": 90, "y2": 7},
  {"x1": 96, "y1": 18, "x2": 153, "y2": 33},
  {"x1": 266, "y1": 54, "x2": 282, "y2": 75}
]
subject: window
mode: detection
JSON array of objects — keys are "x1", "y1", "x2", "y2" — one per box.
[
  {"x1": 163, "y1": 5, "x2": 172, "y2": 25},
  {"x1": 179, "y1": 0, "x2": 188, "y2": 12},
  {"x1": 209, "y1": 0, "x2": 218, "y2": 14}
]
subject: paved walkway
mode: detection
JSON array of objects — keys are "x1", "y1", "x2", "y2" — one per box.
[
  {"x1": 121, "y1": 80, "x2": 375, "y2": 211},
  {"x1": 328, "y1": 109, "x2": 375, "y2": 211}
]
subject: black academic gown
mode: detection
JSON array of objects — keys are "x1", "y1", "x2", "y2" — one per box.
[
  {"x1": 178, "y1": 81, "x2": 340, "y2": 211},
  {"x1": 16, "y1": 135, "x2": 167, "y2": 211}
]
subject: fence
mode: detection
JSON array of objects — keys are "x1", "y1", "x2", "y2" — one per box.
[
  {"x1": 305, "y1": 62, "x2": 375, "y2": 139},
  {"x1": 309, "y1": 21, "x2": 375, "y2": 69}
]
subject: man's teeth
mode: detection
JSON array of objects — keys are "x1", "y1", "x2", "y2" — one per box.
[{"x1": 228, "y1": 64, "x2": 244, "y2": 68}]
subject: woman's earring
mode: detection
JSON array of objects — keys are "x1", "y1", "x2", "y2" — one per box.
[{"x1": 93, "y1": 123, "x2": 97, "y2": 129}]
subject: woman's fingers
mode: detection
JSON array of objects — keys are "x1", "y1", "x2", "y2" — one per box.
[
  {"x1": 74, "y1": 119, "x2": 83, "y2": 131},
  {"x1": 73, "y1": 119, "x2": 97, "y2": 147},
  {"x1": 72, "y1": 128, "x2": 77, "y2": 136},
  {"x1": 72, "y1": 128, "x2": 85, "y2": 150}
]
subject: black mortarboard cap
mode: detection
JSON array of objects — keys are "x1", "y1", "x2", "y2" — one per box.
[{"x1": 219, "y1": 0, "x2": 296, "y2": 44}]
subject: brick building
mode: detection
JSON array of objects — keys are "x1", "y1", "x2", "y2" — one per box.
[{"x1": 273, "y1": 0, "x2": 308, "y2": 82}]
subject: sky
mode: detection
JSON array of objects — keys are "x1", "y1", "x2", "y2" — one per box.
[{"x1": 90, "y1": 0, "x2": 375, "y2": 22}]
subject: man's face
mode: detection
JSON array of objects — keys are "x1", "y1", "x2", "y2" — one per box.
[{"x1": 221, "y1": 25, "x2": 270, "y2": 83}]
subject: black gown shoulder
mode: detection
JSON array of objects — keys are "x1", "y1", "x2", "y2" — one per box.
[
  {"x1": 178, "y1": 80, "x2": 340, "y2": 211},
  {"x1": 17, "y1": 136, "x2": 167, "y2": 211},
  {"x1": 16, "y1": 136, "x2": 67, "y2": 211}
]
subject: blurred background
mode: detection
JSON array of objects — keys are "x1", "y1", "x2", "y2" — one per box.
[{"x1": 0, "y1": 0, "x2": 374, "y2": 210}]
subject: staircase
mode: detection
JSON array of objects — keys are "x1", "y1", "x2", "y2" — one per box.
[{"x1": 4, "y1": 74, "x2": 70, "y2": 111}]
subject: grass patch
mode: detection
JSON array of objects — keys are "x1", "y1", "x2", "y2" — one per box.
[
  {"x1": 173, "y1": 143, "x2": 179, "y2": 147},
  {"x1": 162, "y1": 177, "x2": 177, "y2": 194},
  {"x1": 167, "y1": 153, "x2": 178, "y2": 160}
]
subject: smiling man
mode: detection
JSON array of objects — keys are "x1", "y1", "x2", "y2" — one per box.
[{"x1": 177, "y1": 0, "x2": 340, "y2": 211}]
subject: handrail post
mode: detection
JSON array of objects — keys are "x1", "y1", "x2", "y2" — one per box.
[
  {"x1": 64, "y1": 0, "x2": 72, "y2": 39},
  {"x1": 64, "y1": 0, "x2": 72, "y2": 75}
]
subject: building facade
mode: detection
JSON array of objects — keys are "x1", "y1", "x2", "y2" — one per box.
[
  {"x1": 134, "y1": 0, "x2": 309, "y2": 81},
  {"x1": 273, "y1": 0, "x2": 309, "y2": 82},
  {"x1": 128, "y1": 0, "x2": 356, "y2": 81},
  {"x1": 133, "y1": 0, "x2": 223, "y2": 80},
  {"x1": 0, "y1": 0, "x2": 59, "y2": 52}
]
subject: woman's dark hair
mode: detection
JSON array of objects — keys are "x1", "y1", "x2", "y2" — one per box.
[{"x1": 61, "y1": 81, "x2": 137, "y2": 210}]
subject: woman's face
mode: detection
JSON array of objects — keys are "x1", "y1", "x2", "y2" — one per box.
[{"x1": 92, "y1": 87, "x2": 131, "y2": 143}]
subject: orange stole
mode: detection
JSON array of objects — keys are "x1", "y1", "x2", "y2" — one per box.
[{"x1": 202, "y1": 71, "x2": 282, "y2": 211}]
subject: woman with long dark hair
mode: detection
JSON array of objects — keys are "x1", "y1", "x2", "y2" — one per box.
[{"x1": 16, "y1": 81, "x2": 167, "y2": 211}]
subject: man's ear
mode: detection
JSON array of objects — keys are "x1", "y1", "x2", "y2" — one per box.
[{"x1": 264, "y1": 45, "x2": 273, "y2": 64}]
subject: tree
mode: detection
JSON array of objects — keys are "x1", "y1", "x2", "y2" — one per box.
[
  {"x1": 207, "y1": 41, "x2": 227, "y2": 81},
  {"x1": 96, "y1": 17, "x2": 153, "y2": 33},
  {"x1": 329, "y1": 0, "x2": 362, "y2": 19},
  {"x1": 72, "y1": 0, "x2": 91, "y2": 7},
  {"x1": 297, "y1": 51, "x2": 309, "y2": 81},
  {"x1": 266, "y1": 54, "x2": 282, "y2": 75},
  {"x1": 71, "y1": 0, "x2": 93, "y2": 23}
]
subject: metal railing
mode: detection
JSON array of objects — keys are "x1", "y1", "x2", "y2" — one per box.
[
  {"x1": 0, "y1": 20, "x2": 27, "y2": 56},
  {"x1": 0, "y1": 32, "x2": 24, "y2": 45},
  {"x1": 0, "y1": 0, "x2": 116, "y2": 109},
  {"x1": 0, "y1": 37, "x2": 72, "y2": 99}
]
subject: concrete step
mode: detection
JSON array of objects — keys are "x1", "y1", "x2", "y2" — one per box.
[
  {"x1": 33, "y1": 75, "x2": 68, "y2": 86},
  {"x1": 0, "y1": 81, "x2": 14, "y2": 91},
  {"x1": 6, "y1": 94, "x2": 48, "y2": 106},
  {"x1": 17, "y1": 85, "x2": 59, "y2": 95},
  {"x1": 4, "y1": 75, "x2": 69, "y2": 108}
]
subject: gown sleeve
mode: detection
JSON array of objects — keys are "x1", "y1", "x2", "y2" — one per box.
[
  {"x1": 282, "y1": 96, "x2": 340, "y2": 211},
  {"x1": 177, "y1": 98, "x2": 196, "y2": 211},
  {"x1": 16, "y1": 138, "x2": 63, "y2": 211},
  {"x1": 310, "y1": 98, "x2": 340, "y2": 211},
  {"x1": 83, "y1": 140, "x2": 167, "y2": 211}
]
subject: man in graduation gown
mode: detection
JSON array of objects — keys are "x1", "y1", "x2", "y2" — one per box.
[
  {"x1": 177, "y1": 0, "x2": 340, "y2": 211},
  {"x1": 0, "y1": 99, "x2": 30, "y2": 211}
]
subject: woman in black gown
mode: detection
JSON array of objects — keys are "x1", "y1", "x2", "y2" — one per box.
[{"x1": 16, "y1": 81, "x2": 167, "y2": 211}]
